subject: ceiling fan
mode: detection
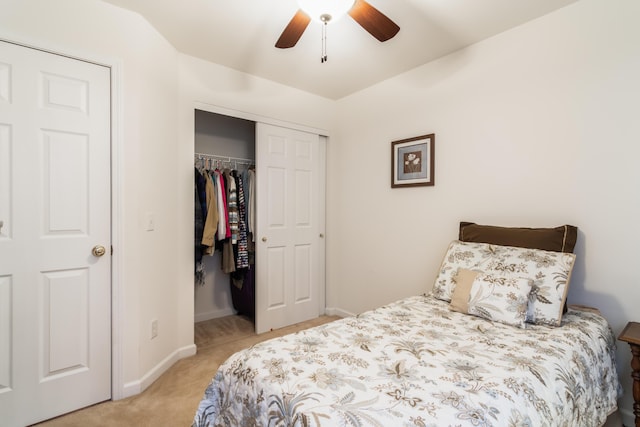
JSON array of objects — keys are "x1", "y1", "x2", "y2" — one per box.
[{"x1": 275, "y1": 0, "x2": 400, "y2": 50}]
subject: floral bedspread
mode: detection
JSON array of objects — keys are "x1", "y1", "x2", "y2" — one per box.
[{"x1": 193, "y1": 294, "x2": 620, "y2": 427}]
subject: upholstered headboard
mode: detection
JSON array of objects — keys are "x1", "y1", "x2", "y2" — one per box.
[{"x1": 458, "y1": 222, "x2": 578, "y2": 253}]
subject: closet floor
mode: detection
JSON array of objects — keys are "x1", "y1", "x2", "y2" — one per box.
[{"x1": 194, "y1": 313, "x2": 256, "y2": 348}]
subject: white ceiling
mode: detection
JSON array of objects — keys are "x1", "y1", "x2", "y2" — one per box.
[{"x1": 102, "y1": 0, "x2": 578, "y2": 100}]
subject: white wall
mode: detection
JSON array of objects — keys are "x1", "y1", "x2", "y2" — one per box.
[
  {"x1": 328, "y1": 0, "x2": 640, "y2": 422},
  {"x1": 178, "y1": 54, "x2": 337, "y2": 132}
]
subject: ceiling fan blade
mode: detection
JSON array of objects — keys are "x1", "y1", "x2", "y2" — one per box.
[
  {"x1": 275, "y1": 10, "x2": 311, "y2": 48},
  {"x1": 348, "y1": 0, "x2": 400, "y2": 42}
]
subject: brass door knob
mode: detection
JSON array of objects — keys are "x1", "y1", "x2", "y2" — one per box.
[
  {"x1": 92, "y1": 245, "x2": 106, "y2": 257},
  {"x1": 261, "y1": 237, "x2": 267, "y2": 242}
]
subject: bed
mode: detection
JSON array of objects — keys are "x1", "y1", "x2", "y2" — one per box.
[{"x1": 192, "y1": 223, "x2": 621, "y2": 426}]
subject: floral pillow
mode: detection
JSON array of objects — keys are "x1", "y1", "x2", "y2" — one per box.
[
  {"x1": 450, "y1": 269, "x2": 533, "y2": 328},
  {"x1": 432, "y1": 240, "x2": 576, "y2": 326}
]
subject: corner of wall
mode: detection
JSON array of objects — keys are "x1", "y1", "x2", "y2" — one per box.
[{"x1": 119, "y1": 344, "x2": 197, "y2": 400}]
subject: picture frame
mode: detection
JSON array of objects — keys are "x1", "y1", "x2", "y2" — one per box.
[{"x1": 391, "y1": 133, "x2": 435, "y2": 188}]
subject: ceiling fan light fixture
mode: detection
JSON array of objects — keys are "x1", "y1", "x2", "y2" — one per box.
[
  {"x1": 275, "y1": 0, "x2": 399, "y2": 52},
  {"x1": 297, "y1": 0, "x2": 355, "y2": 23}
]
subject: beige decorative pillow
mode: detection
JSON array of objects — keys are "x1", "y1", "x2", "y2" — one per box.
[
  {"x1": 450, "y1": 269, "x2": 533, "y2": 328},
  {"x1": 433, "y1": 240, "x2": 576, "y2": 326},
  {"x1": 449, "y1": 269, "x2": 478, "y2": 313}
]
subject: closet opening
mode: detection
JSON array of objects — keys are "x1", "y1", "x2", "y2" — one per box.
[
  {"x1": 194, "y1": 109, "x2": 257, "y2": 331},
  {"x1": 194, "y1": 107, "x2": 327, "y2": 337}
]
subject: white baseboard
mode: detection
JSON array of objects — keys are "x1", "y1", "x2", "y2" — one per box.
[
  {"x1": 620, "y1": 407, "x2": 634, "y2": 426},
  {"x1": 194, "y1": 307, "x2": 236, "y2": 323},
  {"x1": 120, "y1": 343, "x2": 197, "y2": 399},
  {"x1": 324, "y1": 307, "x2": 355, "y2": 318}
]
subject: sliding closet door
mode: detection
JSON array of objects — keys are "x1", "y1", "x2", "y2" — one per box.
[{"x1": 255, "y1": 123, "x2": 325, "y2": 334}]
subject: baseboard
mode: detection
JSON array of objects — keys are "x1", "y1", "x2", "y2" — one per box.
[
  {"x1": 120, "y1": 343, "x2": 197, "y2": 399},
  {"x1": 194, "y1": 307, "x2": 236, "y2": 323},
  {"x1": 324, "y1": 307, "x2": 355, "y2": 318},
  {"x1": 620, "y1": 407, "x2": 634, "y2": 426}
]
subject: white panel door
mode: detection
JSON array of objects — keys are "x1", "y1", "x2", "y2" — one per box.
[
  {"x1": 255, "y1": 123, "x2": 324, "y2": 334},
  {"x1": 0, "y1": 40, "x2": 111, "y2": 426}
]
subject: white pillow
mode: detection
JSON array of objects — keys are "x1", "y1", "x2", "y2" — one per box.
[{"x1": 433, "y1": 240, "x2": 576, "y2": 326}]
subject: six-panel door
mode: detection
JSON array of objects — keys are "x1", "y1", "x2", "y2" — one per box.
[{"x1": 0, "y1": 40, "x2": 111, "y2": 426}]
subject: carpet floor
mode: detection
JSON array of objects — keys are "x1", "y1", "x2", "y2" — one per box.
[{"x1": 33, "y1": 314, "x2": 339, "y2": 427}]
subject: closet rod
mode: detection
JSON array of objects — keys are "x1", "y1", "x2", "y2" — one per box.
[{"x1": 195, "y1": 152, "x2": 254, "y2": 165}]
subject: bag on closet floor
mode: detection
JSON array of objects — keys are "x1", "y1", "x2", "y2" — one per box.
[{"x1": 230, "y1": 267, "x2": 254, "y2": 319}]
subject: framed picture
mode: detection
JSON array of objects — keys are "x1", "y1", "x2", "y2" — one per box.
[{"x1": 391, "y1": 133, "x2": 435, "y2": 188}]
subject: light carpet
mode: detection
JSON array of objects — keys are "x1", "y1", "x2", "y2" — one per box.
[{"x1": 33, "y1": 314, "x2": 339, "y2": 427}]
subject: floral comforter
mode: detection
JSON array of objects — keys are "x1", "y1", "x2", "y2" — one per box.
[{"x1": 193, "y1": 295, "x2": 620, "y2": 427}]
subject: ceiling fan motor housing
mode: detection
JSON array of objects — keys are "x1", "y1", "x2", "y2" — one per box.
[{"x1": 298, "y1": 0, "x2": 355, "y2": 23}]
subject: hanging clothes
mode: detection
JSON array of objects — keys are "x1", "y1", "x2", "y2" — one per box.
[
  {"x1": 222, "y1": 169, "x2": 237, "y2": 274},
  {"x1": 242, "y1": 168, "x2": 255, "y2": 243},
  {"x1": 201, "y1": 170, "x2": 219, "y2": 256},
  {"x1": 224, "y1": 168, "x2": 239, "y2": 244},
  {"x1": 235, "y1": 169, "x2": 249, "y2": 269},
  {"x1": 194, "y1": 167, "x2": 207, "y2": 286},
  {"x1": 214, "y1": 169, "x2": 229, "y2": 242},
  {"x1": 248, "y1": 168, "x2": 256, "y2": 242},
  {"x1": 195, "y1": 152, "x2": 257, "y2": 323},
  {"x1": 194, "y1": 156, "x2": 256, "y2": 291}
]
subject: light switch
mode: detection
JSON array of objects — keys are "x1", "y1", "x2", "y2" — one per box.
[{"x1": 145, "y1": 212, "x2": 155, "y2": 231}]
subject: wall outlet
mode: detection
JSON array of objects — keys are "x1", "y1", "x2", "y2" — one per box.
[{"x1": 151, "y1": 319, "x2": 158, "y2": 339}]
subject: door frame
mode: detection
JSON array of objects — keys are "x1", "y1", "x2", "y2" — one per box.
[
  {"x1": 193, "y1": 101, "x2": 329, "y2": 137},
  {"x1": 189, "y1": 101, "x2": 330, "y2": 325},
  {"x1": 0, "y1": 32, "x2": 126, "y2": 399}
]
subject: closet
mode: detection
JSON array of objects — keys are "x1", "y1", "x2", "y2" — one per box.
[
  {"x1": 195, "y1": 111, "x2": 255, "y2": 322},
  {"x1": 194, "y1": 109, "x2": 326, "y2": 334}
]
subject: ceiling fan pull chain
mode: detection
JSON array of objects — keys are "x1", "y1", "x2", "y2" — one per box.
[{"x1": 321, "y1": 21, "x2": 328, "y2": 63}]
